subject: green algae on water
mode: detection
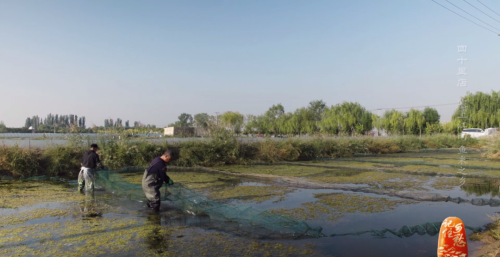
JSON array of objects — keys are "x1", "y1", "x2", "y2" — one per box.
[
  {"x1": 206, "y1": 185, "x2": 295, "y2": 204},
  {"x1": 217, "y1": 164, "x2": 331, "y2": 177},
  {"x1": 0, "y1": 180, "x2": 85, "y2": 208},
  {"x1": 270, "y1": 193, "x2": 416, "y2": 221},
  {"x1": 120, "y1": 171, "x2": 239, "y2": 190}
]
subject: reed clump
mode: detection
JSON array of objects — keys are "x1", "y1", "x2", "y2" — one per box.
[{"x1": 0, "y1": 134, "x2": 482, "y2": 177}]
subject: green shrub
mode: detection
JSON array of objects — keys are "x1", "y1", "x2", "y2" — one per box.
[
  {"x1": 0, "y1": 145, "x2": 42, "y2": 177},
  {"x1": 0, "y1": 133, "x2": 488, "y2": 177},
  {"x1": 42, "y1": 146, "x2": 85, "y2": 176}
]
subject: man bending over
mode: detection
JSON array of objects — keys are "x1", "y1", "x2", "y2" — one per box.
[{"x1": 142, "y1": 150, "x2": 174, "y2": 211}]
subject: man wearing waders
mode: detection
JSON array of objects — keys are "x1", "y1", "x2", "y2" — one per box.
[
  {"x1": 142, "y1": 150, "x2": 174, "y2": 211},
  {"x1": 78, "y1": 144, "x2": 105, "y2": 192}
]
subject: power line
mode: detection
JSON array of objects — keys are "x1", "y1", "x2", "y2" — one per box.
[
  {"x1": 431, "y1": 0, "x2": 500, "y2": 35},
  {"x1": 477, "y1": 0, "x2": 500, "y2": 18},
  {"x1": 369, "y1": 102, "x2": 459, "y2": 112},
  {"x1": 444, "y1": 0, "x2": 500, "y2": 31},
  {"x1": 463, "y1": 0, "x2": 500, "y2": 24}
]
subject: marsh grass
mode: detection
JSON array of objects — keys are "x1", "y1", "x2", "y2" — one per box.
[
  {"x1": 0, "y1": 134, "x2": 483, "y2": 177},
  {"x1": 485, "y1": 133, "x2": 500, "y2": 159},
  {"x1": 0, "y1": 145, "x2": 42, "y2": 177}
]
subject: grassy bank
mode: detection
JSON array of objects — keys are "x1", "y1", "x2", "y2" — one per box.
[{"x1": 0, "y1": 134, "x2": 484, "y2": 178}]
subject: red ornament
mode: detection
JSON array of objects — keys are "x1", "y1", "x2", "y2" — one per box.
[{"x1": 438, "y1": 217, "x2": 468, "y2": 257}]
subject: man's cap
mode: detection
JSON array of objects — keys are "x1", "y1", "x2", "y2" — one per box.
[{"x1": 90, "y1": 144, "x2": 99, "y2": 149}]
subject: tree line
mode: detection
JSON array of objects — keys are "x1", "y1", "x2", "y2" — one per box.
[
  {"x1": 168, "y1": 90, "x2": 500, "y2": 136},
  {"x1": 8, "y1": 90, "x2": 500, "y2": 136},
  {"x1": 24, "y1": 114, "x2": 86, "y2": 131}
]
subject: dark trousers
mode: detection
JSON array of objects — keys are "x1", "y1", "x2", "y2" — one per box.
[{"x1": 142, "y1": 170, "x2": 163, "y2": 211}]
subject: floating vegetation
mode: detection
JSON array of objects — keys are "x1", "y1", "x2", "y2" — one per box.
[
  {"x1": 207, "y1": 186, "x2": 295, "y2": 204},
  {"x1": 0, "y1": 180, "x2": 84, "y2": 208},
  {"x1": 308, "y1": 171, "x2": 428, "y2": 191},
  {"x1": 142, "y1": 227, "x2": 319, "y2": 257},
  {"x1": 0, "y1": 209, "x2": 319, "y2": 257},
  {"x1": 0, "y1": 208, "x2": 71, "y2": 227},
  {"x1": 269, "y1": 202, "x2": 344, "y2": 221},
  {"x1": 270, "y1": 193, "x2": 416, "y2": 221},
  {"x1": 314, "y1": 193, "x2": 417, "y2": 213},
  {"x1": 320, "y1": 170, "x2": 364, "y2": 177},
  {"x1": 360, "y1": 157, "x2": 500, "y2": 169},
  {"x1": 120, "y1": 170, "x2": 239, "y2": 190},
  {"x1": 217, "y1": 164, "x2": 330, "y2": 177},
  {"x1": 430, "y1": 177, "x2": 459, "y2": 190},
  {"x1": 304, "y1": 160, "x2": 396, "y2": 169}
]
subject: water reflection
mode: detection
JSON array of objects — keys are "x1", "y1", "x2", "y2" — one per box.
[
  {"x1": 461, "y1": 180, "x2": 500, "y2": 198},
  {"x1": 79, "y1": 191, "x2": 99, "y2": 217},
  {"x1": 144, "y1": 212, "x2": 169, "y2": 254}
]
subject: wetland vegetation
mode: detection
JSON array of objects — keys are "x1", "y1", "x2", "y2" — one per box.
[{"x1": 2, "y1": 132, "x2": 500, "y2": 256}]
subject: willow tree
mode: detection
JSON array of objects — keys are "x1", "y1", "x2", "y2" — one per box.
[
  {"x1": 390, "y1": 111, "x2": 406, "y2": 135},
  {"x1": 276, "y1": 112, "x2": 294, "y2": 136},
  {"x1": 319, "y1": 107, "x2": 340, "y2": 135},
  {"x1": 220, "y1": 111, "x2": 244, "y2": 134},
  {"x1": 405, "y1": 109, "x2": 426, "y2": 137},
  {"x1": 320, "y1": 102, "x2": 373, "y2": 136},
  {"x1": 453, "y1": 90, "x2": 500, "y2": 129},
  {"x1": 287, "y1": 107, "x2": 316, "y2": 136},
  {"x1": 244, "y1": 114, "x2": 267, "y2": 134},
  {"x1": 308, "y1": 100, "x2": 327, "y2": 133},
  {"x1": 264, "y1": 104, "x2": 285, "y2": 135},
  {"x1": 193, "y1": 113, "x2": 212, "y2": 128}
]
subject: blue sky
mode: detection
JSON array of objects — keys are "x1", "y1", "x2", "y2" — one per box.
[{"x1": 1, "y1": 0, "x2": 499, "y2": 127}]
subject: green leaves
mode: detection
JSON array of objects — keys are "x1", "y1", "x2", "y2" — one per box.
[
  {"x1": 452, "y1": 90, "x2": 500, "y2": 130},
  {"x1": 319, "y1": 102, "x2": 373, "y2": 136},
  {"x1": 220, "y1": 111, "x2": 244, "y2": 134}
]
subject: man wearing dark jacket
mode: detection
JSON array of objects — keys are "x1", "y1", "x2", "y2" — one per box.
[
  {"x1": 78, "y1": 144, "x2": 105, "y2": 192},
  {"x1": 142, "y1": 150, "x2": 174, "y2": 211}
]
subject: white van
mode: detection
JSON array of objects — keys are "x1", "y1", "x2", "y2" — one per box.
[{"x1": 461, "y1": 128, "x2": 497, "y2": 138}]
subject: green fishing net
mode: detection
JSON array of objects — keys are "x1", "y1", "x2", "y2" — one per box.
[
  {"x1": 330, "y1": 221, "x2": 482, "y2": 238},
  {"x1": 93, "y1": 167, "x2": 325, "y2": 239}
]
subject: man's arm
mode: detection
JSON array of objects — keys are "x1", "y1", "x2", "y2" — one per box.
[
  {"x1": 159, "y1": 166, "x2": 169, "y2": 183},
  {"x1": 95, "y1": 153, "x2": 105, "y2": 169}
]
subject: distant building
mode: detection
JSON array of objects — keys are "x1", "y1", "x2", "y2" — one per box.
[{"x1": 164, "y1": 127, "x2": 195, "y2": 137}]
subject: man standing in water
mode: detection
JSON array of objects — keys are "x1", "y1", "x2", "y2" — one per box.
[
  {"x1": 142, "y1": 150, "x2": 174, "y2": 211},
  {"x1": 78, "y1": 144, "x2": 105, "y2": 192}
]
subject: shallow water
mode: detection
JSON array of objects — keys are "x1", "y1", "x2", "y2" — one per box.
[
  {"x1": 217, "y1": 183, "x2": 494, "y2": 256},
  {"x1": 3, "y1": 151, "x2": 500, "y2": 256}
]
